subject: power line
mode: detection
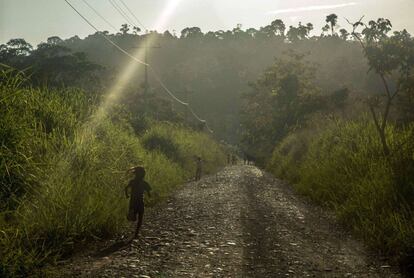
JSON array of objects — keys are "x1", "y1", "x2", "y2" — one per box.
[
  {"x1": 64, "y1": 0, "x2": 147, "y2": 66},
  {"x1": 119, "y1": 0, "x2": 147, "y2": 30},
  {"x1": 63, "y1": 0, "x2": 213, "y2": 133},
  {"x1": 81, "y1": 0, "x2": 118, "y2": 32},
  {"x1": 149, "y1": 66, "x2": 188, "y2": 106},
  {"x1": 108, "y1": 0, "x2": 135, "y2": 27}
]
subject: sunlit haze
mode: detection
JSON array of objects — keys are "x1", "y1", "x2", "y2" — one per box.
[{"x1": 91, "y1": 0, "x2": 183, "y2": 127}]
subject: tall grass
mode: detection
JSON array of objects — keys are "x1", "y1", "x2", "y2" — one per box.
[
  {"x1": 0, "y1": 68, "x2": 226, "y2": 277},
  {"x1": 142, "y1": 122, "x2": 226, "y2": 178},
  {"x1": 267, "y1": 118, "x2": 414, "y2": 265}
]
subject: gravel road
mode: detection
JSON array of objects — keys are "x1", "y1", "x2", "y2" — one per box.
[{"x1": 64, "y1": 165, "x2": 401, "y2": 277}]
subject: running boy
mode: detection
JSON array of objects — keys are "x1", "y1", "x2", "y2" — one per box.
[{"x1": 125, "y1": 166, "x2": 152, "y2": 238}]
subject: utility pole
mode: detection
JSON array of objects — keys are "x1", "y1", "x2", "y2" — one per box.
[
  {"x1": 144, "y1": 38, "x2": 149, "y2": 96},
  {"x1": 130, "y1": 33, "x2": 161, "y2": 116},
  {"x1": 130, "y1": 35, "x2": 161, "y2": 96}
]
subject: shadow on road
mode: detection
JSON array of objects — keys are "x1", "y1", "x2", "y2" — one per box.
[
  {"x1": 92, "y1": 240, "x2": 131, "y2": 258},
  {"x1": 241, "y1": 174, "x2": 289, "y2": 277}
]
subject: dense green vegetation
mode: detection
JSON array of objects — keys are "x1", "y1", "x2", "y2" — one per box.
[
  {"x1": 0, "y1": 67, "x2": 225, "y2": 276},
  {"x1": 241, "y1": 16, "x2": 414, "y2": 269}
]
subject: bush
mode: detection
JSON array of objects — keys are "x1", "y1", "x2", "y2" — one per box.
[
  {"x1": 268, "y1": 118, "x2": 414, "y2": 264},
  {"x1": 142, "y1": 130, "x2": 181, "y2": 162},
  {"x1": 267, "y1": 130, "x2": 310, "y2": 183},
  {"x1": 143, "y1": 122, "x2": 227, "y2": 177}
]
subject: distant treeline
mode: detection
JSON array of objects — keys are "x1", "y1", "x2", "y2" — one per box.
[{"x1": 1, "y1": 15, "x2": 387, "y2": 142}]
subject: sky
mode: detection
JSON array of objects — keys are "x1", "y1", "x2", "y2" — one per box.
[{"x1": 1, "y1": 0, "x2": 414, "y2": 45}]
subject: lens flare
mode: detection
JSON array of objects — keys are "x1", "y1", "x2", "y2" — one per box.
[
  {"x1": 153, "y1": 0, "x2": 183, "y2": 30},
  {"x1": 89, "y1": 0, "x2": 184, "y2": 130}
]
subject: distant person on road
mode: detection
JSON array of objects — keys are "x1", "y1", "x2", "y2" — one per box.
[
  {"x1": 244, "y1": 153, "x2": 254, "y2": 165},
  {"x1": 195, "y1": 156, "x2": 203, "y2": 181},
  {"x1": 125, "y1": 166, "x2": 152, "y2": 239},
  {"x1": 244, "y1": 153, "x2": 249, "y2": 165},
  {"x1": 232, "y1": 154, "x2": 237, "y2": 165}
]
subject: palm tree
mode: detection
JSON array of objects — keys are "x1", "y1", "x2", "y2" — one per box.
[{"x1": 326, "y1": 14, "x2": 338, "y2": 36}]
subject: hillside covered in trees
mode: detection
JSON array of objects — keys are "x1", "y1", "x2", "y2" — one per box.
[{"x1": 1, "y1": 16, "x2": 384, "y2": 142}]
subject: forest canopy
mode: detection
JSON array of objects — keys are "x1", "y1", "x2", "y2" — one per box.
[{"x1": 0, "y1": 15, "x2": 395, "y2": 143}]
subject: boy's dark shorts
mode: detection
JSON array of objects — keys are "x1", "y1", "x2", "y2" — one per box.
[
  {"x1": 127, "y1": 202, "x2": 144, "y2": 221},
  {"x1": 134, "y1": 202, "x2": 145, "y2": 215}
]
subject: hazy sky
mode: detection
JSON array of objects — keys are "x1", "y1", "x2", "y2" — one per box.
[{"x1": 1, "y1": 0, "x2": 413, "y2": 45}]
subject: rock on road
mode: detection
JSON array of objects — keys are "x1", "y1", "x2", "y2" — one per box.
[{"x1": 67, "y1": 165, "x2": 401, "y2": 277}]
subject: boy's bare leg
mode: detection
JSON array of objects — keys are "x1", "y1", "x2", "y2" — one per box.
[{"x1": 134, "y1": 212, "x2": 144, "y2": 238}]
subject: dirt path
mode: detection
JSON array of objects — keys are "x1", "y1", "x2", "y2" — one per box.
[{"x1": 65, "y1": 166, "x2": 401, "y2": 277}]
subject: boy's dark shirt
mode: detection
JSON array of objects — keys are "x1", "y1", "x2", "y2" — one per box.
[{"x1": 129, "y1": 178, "x2": 151, "y2": 204}]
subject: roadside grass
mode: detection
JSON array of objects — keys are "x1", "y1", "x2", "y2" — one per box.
[
  {"x1": 267, "y1": 118, "x2": 414, "y2": 266},
  {"x1": 142, "y1": 122, "x2": 226, "y2": 179},
  {"x1": 0, "y1": 69, "x2": 225, "y2": 277}
]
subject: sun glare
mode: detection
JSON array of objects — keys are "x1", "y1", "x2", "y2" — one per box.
[{"x1": 90, "y1": 0, "x2": 184, "y2": 130}]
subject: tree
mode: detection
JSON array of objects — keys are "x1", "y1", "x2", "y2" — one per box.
[
  {"x1": 132, "y1": 26, "x2": 141, "y2": 35},
  {"x1": 205, "y1": 31, "x2": 218, "y2": 40},
  {"x1": 0, "y1": 39, "x2": 33, "y2": 67},
  {"x1": 241, "y1": 52, "x2": 325, "y2": 163},
  {"x1": 257, "y1": 20, "x2": 288, "y2": 39},
  {"x1": 233, "y1": 24, "x2": 249, "y2": 40},
  {"x1": 3, "y1": 39, "x2": 33, "y2": 56},
  {"x1": 0, "y1": 44, "x2": 7, "y2": 60},
  {"x1": 349, "y1": 17, "x2": 414, "y2": 155},
  {"x1": 246, "y1": 28, "x2": 258, "y2": 38},
  {"x1": 214, "y1": 30, "x2": 225, "y2": 40},
  {"x1": 287, "y1": 22, "x2": 313, "y2": 42},
  {"x1": 302, "y1": 23, "x2": 314, "y2": 38},
  {"x1": 163, "y1": 30, "x2": 175, "y2": 39},
  {"x1": 287, "y1": 26, "x2": 300, "y2": 42},
  {"x1": 47, "y1": 36, "x2": 63, "y2": 45},
  {"x1": 120, "y1": 23, "x2": 130, "y2": 35},
  {"x1": 362, "y1": 18, "x2": 392, "y2": 41},
  {"x1": 270, "y1": 19, "x2": 286, "y2": 38},
  {"x1": 257, "y1": 25, "x2": 274, "y2": 39},
  {"x1": 339, "y1": 29, "x2": 349, "y2": 40},
  {"x1": 0, "y1": 38, "x2": 103, "y2": 89},
  {"x1": 321, "y1": 24, "x2": 330, "y2": 37},
  {"x1": 66, "y1": 35, "x2": 81, "y2": 44},
  {"x1": 180, "y1": 27, "x2": 203, "y2": 39},
  {"x1": 326, "y1": 13, "x2": 338, "y2": 36},
  {"x1": 35, "y1": 42, "x2": 70, "y2": 58}
]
